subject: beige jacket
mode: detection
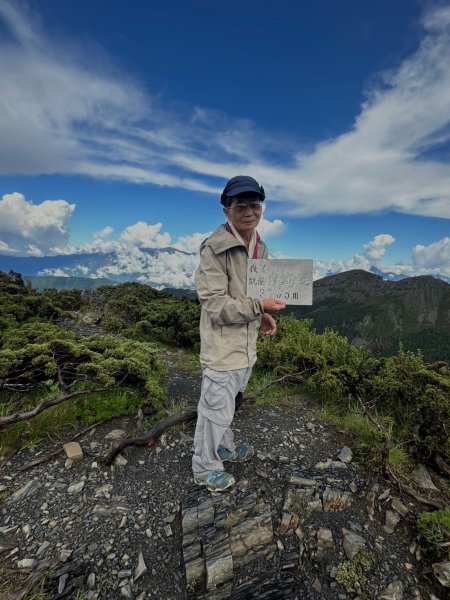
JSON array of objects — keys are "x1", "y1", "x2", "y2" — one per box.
[{"x1": 195, "y1": 224, "x2": 268, "y2": 371}]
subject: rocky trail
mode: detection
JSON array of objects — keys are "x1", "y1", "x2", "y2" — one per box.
[{"x1": 0, "y1": 350, "x2": 448, "y2": 600}]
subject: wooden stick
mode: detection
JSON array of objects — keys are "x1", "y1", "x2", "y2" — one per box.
[{"x1": 0, "y1": 387, "x2": 110, "y2": 427}]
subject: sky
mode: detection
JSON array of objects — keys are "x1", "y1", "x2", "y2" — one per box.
[{"x1": 0, "y1": 0, "x2": 450, "y2": 287}]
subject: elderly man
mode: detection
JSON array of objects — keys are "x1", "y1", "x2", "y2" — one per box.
[{"x1": 192, "y1": 175, "x2": 285, "y2": 492}]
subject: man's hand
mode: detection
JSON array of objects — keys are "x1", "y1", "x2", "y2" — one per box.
[
  {"x1": 259, "y1": 313, "x2": 277, "y2": 336},
  {"x1": 262, "y1": 298, "x2": 286, "y2": 313}
]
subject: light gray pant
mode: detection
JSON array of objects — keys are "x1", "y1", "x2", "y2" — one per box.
[{"x1": 192, "y1": 367, "x2": 252, "y2": 477}]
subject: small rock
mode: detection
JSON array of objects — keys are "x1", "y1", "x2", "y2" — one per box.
[
  {"x1": 63, "y1": 441, "x2": 83, "y2": 462},
  {"x1": 67, "y1": 481, "x2": 85, "y2": 494},
  {"x1": 120, "y1": 584, "x2": 133, "y2": 598},
  {"x1": 336, "y1": 446, "x2": 353, "y2": 463},
  {"x1": 114, "y1": 454, "x2": 128, "y2": 467},
  {"x1": 432, "y1": 561, "x2": 450, "y2": 588},
  {"x1": 312, "y1": 577, "x2": 322, "y2": 593},
  {"x1": 342, "y1": 530, "x2": 366, "y2": 560},
  {"x1": 105, "y1": 429, "x2": 126, "y2": 441},
  {"x1": 17, "y1": 558, "x2": 35, "y2": 569},
  {"x1": 87, "y1": 573, "x2": 96, "y2": 589},
  {"x1": 36, "y1": 541, "x2": 50, "y2": 557},
  {"x1": 411, "y1": 464, "x2": 438, "y2": 491},
  {"x1": 7, "y1": 480, "x2": 41, "y2": 504},
  {"x1": 60, "y1": 548, "x2": 72, "y2": 562},
  {"x1": 384, "y1": 510, "x2": 401, "y2": 534},
  {"x1": 134, "y1": 550, "x2": 148, "y2": 581},
  {"x1": 391, "y1": 498, "x2": 408, "y2": 516},
  {"x1": 58, "y1": 574, "x2": 68, "y2": 594},
  {"x1": 22, "y1": 524, "x2": 31, "y2": 538},
  {"x1": 378, "y1": 579, "x2": 404, "y2": 599},
  {"x1": 64, "y1": 459, "x2": 73, "y2": 470}
]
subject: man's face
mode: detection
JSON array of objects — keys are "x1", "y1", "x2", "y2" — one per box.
[{"x1": 224, "y1": 194, "x2": 263, "y2": 235}]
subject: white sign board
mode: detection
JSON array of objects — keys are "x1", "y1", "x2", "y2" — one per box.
[{"x1": 247, "y1": 259, "x2": 313, "y2": 305}]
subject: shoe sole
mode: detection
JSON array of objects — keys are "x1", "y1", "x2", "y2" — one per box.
[
  {"x1": 194, "y1": 476, "x2": 236, "y2": 492},
  {"x1": 220, "y1": 454, "x2": 254, "y2": 463}
]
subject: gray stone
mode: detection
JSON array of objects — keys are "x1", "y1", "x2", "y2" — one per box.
[
  {"x1": 384, "y1": 510, "x2": 401, "y2": 534},
  {"x1": 105, "y1": 429, "x2": 126, "y2": 441},
  {"x1": 7, "y1": 480, "x2": 41, "y2": 504},
  {"x1": 322, "y1": 487, "x2": 353, "y2": 512},
  {"x1": 411, "y1": 464, "x2": 438, "y2": 491},
  {"x1": 336, "y1": 446, "x2": 353, "y2": 463},
  {"x1": 17, "y1": 558, "x2": 36, "y2": 569},
  {"x1": 87, "y1": 573, "x2": 96, "y2": 589},
  {"x1": 120, "y1": 584, "x2": 133, "y2": 599},
  {"x1": 134, "y1": 550, "x2": 148, "y2": 581},
  {"x1": 229, "y1": 508, "x2": 273, "y2": 559},
  {"x1": 391, "y1": 498, "x2": 408, "y2": 517},
  {"x1": 67, "y1": 481, "x2": 85, "y2": 494},
  {"x1": 342, "y1": 530, "x2": 366, "y2": 560},
  {"x1": 315, "y1": 528, "x2": 334, "y2": 558},
  {"x1": 378, "y1": 579, "x2": 405, "y2": 599},
  {"x1": 206, "y1": 550, "x2": 233, "y2": 590},
  {"x1": 432, "y1": 561, "x2": 450, "y2": 587},
  {"x1": 185, "y1": 556, "x2": 206, "y2": 585},
  {"x1": 288, "y1": 476, "x2": 317, "y2": 486},
  {"x1": 58, "y1": 574, "x2": 68, "y2": 594},
  {"x1": 36, "y1": 541, "x2": 50, "y2": 557},
  {"x1": 114, "y1": 454, "x2": 128, "y2": 467},
  {"x1": 314, "y1": 459, "x2": 348, "y2": 470},
  {"x1": 365, "y1": 482, "x2": 379, "y2": 519}
]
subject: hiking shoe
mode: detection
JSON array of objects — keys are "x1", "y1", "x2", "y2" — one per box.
[
  {"x1": 194, "y1": 471, "x2": 236, "y2": 492},
  {"x1": 218, "y1": 443, "x2": 254, "y2": 463}
]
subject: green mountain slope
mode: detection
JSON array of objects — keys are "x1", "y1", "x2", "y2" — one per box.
[{"x1": 288, "y1": 270, "x2": 450, "y2": 362}]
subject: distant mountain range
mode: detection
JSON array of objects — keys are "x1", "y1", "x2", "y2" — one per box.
[
  {"x1": 1, "y1": 248, "x2": 449, "y2": 287},
  {"x1": 1, "y1": 250, "x2": 449, "y2": 362},
  {"x1": 0, "y1": 247, "x2": 197, "y2": 289}
]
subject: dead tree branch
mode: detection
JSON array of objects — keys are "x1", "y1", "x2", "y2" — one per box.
[
  {"x1": 102, "y1": 369, "x2": 310, "y2": 465},
  {"x1": 0, "y1": 387, "x2": 110, "y2": 427}
]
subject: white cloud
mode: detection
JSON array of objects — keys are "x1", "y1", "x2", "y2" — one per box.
[
  {"x1": 1, "y1": 2, "x2": 450, "y2": 222},
  {"x1": 173, "y1": 232, "x2": 212, "y2": 254},
  {"x1": 258, "y1": 217, "x2": 286, "y2": 237},
  {"x1": 412, "y1": 237, "x2": 450, "y2": 275},
  {"x1": 94, "y1": 226, "x2": 114, "y2": 240},
  {"x1": 0, "y1": 192, "x2": 75, "y2": 255},
  {"x1": 363, "y1": 234, "x2": 396, "y2": 261},
  {"x1": 0, "y1": 240, "x2": 13, "y2": 253},
  {"x1": 119, "y1": 222, "x2": 172, "y2": 249}
]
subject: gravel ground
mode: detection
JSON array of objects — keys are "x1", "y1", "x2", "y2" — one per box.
[{"x1": 0, "y1": 353, "x2": 447, "y2": 599}]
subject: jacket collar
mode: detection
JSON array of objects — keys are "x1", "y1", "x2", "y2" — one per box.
[{"x1": 201, "y1": 224, "x2": 243, "y2": 254}]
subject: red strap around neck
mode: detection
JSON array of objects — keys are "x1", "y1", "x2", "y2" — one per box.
[{"x1": 226, "y1": 223, "x2": 260, "y2": 258}]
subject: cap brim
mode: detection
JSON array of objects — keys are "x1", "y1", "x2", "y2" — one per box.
[{"x1": 226, "y1": 185, "x2": 264, "y2": 198}]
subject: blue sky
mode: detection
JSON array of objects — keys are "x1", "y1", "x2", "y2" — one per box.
[{"x1": 0, "y1": 0, "x2": 449, "y2": 286}]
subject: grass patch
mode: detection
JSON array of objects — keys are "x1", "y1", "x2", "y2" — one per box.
[
  {"x1": 247, "y1": 370, "x2": 301, "y2": 406},
  {"x1": 0, "y1": 391, "x2": 79, "y2": 457},
  {"x1": 288, "y1": 491, "x2": 309, "y2": 519},
  {"x1": 418, "y1": 509, "x2": 450, "y2": 546},
  {"x1": 387, "y1": 444, "x2": 412, "y2": 477},
  {"x1": 0, "y1": 386, "x2": 164, "y2": 457},
  {"x1": 336, "y1": 548, "x2": 373, "y2": 594},
  {"x1": 316, "y1": 403, "x2": 414, "y2": 471}
]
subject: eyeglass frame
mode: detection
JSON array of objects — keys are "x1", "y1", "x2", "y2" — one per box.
[{"x1": 226, "y1": 199, "x2": 264, "y2": 212}]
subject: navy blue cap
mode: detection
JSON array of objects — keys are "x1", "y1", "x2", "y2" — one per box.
[{"x1": 220, "y1": 175, "x2": 265, "y2": 205}]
